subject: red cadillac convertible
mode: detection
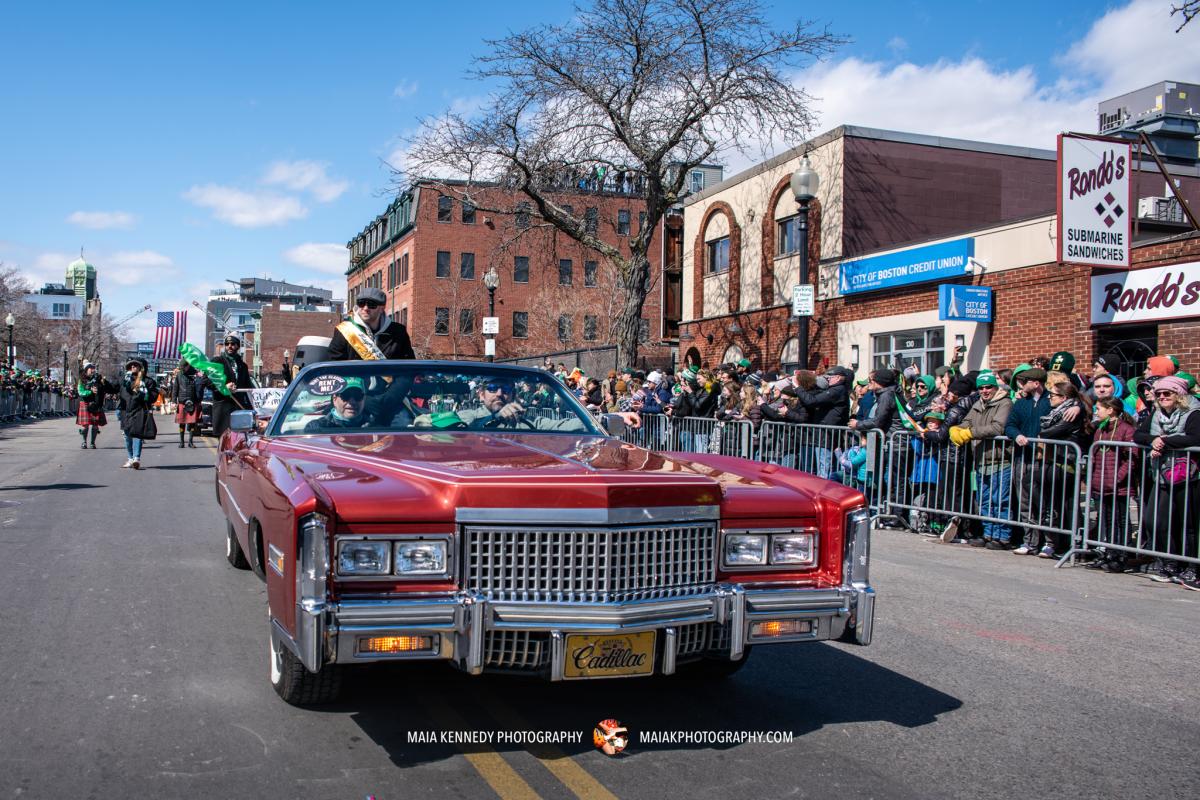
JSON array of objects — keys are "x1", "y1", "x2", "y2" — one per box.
[{"x1": 217, "y1": 361, "x2": 875, "y2": 706}]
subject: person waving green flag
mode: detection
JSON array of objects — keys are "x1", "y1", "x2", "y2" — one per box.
[{"x1": 178, "y1": 343, "x2": 232, "y2": 397}]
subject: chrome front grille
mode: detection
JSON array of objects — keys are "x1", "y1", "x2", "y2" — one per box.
[
  {"x1": 463, "y1": 521, "x2": 718, "y2": 602},
  {"x1": 485, "y1": 630, "x2": 550, "y2": 670}
]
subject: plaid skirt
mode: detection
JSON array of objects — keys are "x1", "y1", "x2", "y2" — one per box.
[
  {"x1": 77, "y1": 404, "x2": 107, "y2": 427},
  {"x1": 175, "y1": 405, "x2": 202, "y2": 424}
]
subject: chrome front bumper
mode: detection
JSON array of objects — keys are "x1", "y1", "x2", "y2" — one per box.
[{"x1": 271, "y1": 582, "x2": 875, "y2": 679}]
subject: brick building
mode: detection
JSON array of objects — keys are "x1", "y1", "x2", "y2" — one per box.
[
  {"x1": 345, "y1": 181, "x2": 671, "y2": 368},
  {"x1": 680, "y1": 124, "x2": 1200, "y2": 381}
]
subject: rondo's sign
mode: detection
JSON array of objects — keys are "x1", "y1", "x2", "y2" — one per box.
[
  {"x1": 1091, "y1": 260, "x2": 1200, "y2": 325},
  {"x1": 1058, "y1": 133, "x2": 1131, "y2": 268}
]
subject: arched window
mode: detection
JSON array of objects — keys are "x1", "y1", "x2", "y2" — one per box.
[
  {"x1": 780, "y1": 337, "x2": 799, "y2": 372},
  {"x1": 721, "y1": 344, "x2": 744, "y2": 365}
]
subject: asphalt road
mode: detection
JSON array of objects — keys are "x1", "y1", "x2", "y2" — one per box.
[{"x1": 1, "y1": 417, "x2": 1198, "y2": 800}]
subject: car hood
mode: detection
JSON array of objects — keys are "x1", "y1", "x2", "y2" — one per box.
[{"x1": 265, "y1": 432, "x2": 825, "y2": 524}]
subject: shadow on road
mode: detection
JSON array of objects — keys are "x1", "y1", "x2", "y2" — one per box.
[
  {"x1": 152, "y1": 464, "x2": 214, "y2": 471},
  {"x1": 339, "y1": 642, "x2": 962, "y2": 767},
  {"x1": 0, "y1": 483, "x2": 107, "y2": 491}
]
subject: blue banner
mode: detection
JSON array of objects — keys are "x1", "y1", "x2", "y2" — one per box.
[
  {"x1": 136, "y1": 341, "x2": 155, "y2": 353},
  {"x1": 938, "y1": 284, "x2": 993, "y2": 322},
  {"x1": 839, "y1": 238, "x2": 975, "y2": 296}
]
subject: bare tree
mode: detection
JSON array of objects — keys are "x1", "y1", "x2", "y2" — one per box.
[
  {"x1": 401, "y1": 0, "x2": 842, "y2": 365},
  {"x1": 1172, "y1": 1, "x2": 1199, "y2": 30}
]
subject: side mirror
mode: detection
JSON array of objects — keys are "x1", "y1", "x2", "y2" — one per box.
[
  {"x1": 230, "y1": 409, "x2": 256, "y2": 433},
  {"x1": 600, "y1": 413, "x2": 626, "y2": 437}
]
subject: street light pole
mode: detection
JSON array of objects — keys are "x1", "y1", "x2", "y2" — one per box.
[
  {"x1": 4, "y1": 313, "x2": 13, "y2": 366},
  {"x1": 63, "y1": 348, "x2": 68, "y2": 385},
  {"x1": 45, "y1": 332, "x2": 52, "y2": 377},
  {"x1": 483, "y1": 266, "x2": 500, "y2": 363},
  {"x1": 789, "y1": 155, "x2": 820, "y2": 370}
]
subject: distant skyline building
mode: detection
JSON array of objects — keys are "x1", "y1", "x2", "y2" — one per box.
[
  {"x1": 1098, "y1": 79, "x2": 1200, "y2": 166},
  {"x1": 203, "y1": 277, "x2": 343, "y2": 356}
]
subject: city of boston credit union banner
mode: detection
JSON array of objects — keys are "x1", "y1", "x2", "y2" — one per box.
[{"x1": 1058, "y1": 133, "x2": 1132, "y2": 268}]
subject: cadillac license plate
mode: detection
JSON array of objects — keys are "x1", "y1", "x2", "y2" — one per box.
[{"x1": 563, "y1": 631, "x2": 656, "y2": 679}]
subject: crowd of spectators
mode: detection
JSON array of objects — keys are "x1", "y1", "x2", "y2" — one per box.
[
  {"x1": 544, "y1": 347, "x2": 1200, "y2": 593},
  {"x1": 0, "y1": 361, "x2": 76, "y2": 421}
]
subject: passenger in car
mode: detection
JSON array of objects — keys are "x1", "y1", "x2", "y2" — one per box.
[{"x1": 304, "y1": 377, "x2": 373, "y2": 433}]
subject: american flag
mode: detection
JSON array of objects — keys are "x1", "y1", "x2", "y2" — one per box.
[{"x1": 153, "y1": 311, "x2": 187, "y2": 359}]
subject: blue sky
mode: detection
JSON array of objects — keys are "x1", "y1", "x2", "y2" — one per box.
[{"x1": 1, "y1": 0, "x2": 1196, "y2": 344}]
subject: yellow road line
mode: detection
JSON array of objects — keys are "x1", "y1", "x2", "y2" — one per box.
[
  {"x1": 480, "y1": 695, "x2": 619, "y2": 800},
  {"x1": 419, "y1": 696, "x2": 543, "y2": 800}
]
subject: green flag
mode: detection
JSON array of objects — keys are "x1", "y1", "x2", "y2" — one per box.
[{"x1": 178, "y1": 343, "x2": 232, "y2": 397}]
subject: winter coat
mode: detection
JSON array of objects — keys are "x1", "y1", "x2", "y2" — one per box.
[
  {"x1": 329, "y1": 318, "x2": 416, "y2": 361},
  {"x1": 1005, "y1": 391, "x2": 1053, "y2": 460},
  {"x1": 214, "y1": 352, "x2": 254, "y2": 410},
  {"x1": 856, "y1": 386, "x2": 903, "y2": 437},
  {"x1": 852, "y1": 390, "x2": 876, "y2": 423},
  {"x1": 640, "y1": 385, "x2": 672, "y2": 415},
  {"x1": 119, "y1": 376, "x2": 159, "y2": 440},
  {"x1": 790, "y1": 367, "x2": 852, "y2": 426},
  {"x1": 172, "y1": 371, "x2": 207, "y2": 408},
  {"x1": 959, "y1": 394, "x2": 1013, "y2": 468},
  {"x1": 1090, "y1": 418, "x2": 1136, "y2": 496},
  {"x1": 760, "y1": 399, "x2": 808, "y2": 425},
  {"x1": 910, "y1": 437, "x2": 939, "y2": 485},
  {"x1": 672, "y1": 384, "x2": 719, "y2": 419}
]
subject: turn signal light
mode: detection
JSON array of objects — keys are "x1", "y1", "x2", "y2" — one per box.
[
  {"x1": 357, "y1": 635, "x2": 435, "y2": 654},
  {"x1": 750, "y1": 619, "x2": 812, "y2": 638}
]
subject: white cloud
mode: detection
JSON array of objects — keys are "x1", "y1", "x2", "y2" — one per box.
[
  {"x1": 393, "y1": 80, "x2": 419, "y2": 99},
  {"x1": 261, "y1": 160, "x2": 349, "y2": 202},
  {"x1": 105, "y1": 250, "x2": 179, "y2": 286},
  {"x1": 183, "y1": 184, "x2": 308, "y2": 227},
  {"x1": 283, "y1": 242, "x2": 348, "y2": 275},
  {"x1": 303, "y1": 277, "x2": 347, "y2": 301},
  {"x1": 67, "y1": 210, "x2": 137, "y2": 230}
]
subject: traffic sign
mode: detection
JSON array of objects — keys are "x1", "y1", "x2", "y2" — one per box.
[
  {"x1": 792, "y1": 284, "x2": 815, "y2": 317},
  {"x1": 482, "y1": 316, "x2": 500, "y2": 335}
]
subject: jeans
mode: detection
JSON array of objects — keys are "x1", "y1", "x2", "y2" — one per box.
[
  {"x1": 977, "y1": 466, "x2": 1012, "y2": 542},
  {"x1": 812, "y1": 447, "x2": 833, "y2": 479},
  {"x1": 124, "y1": 434, "x2": 143, "y2": 461}
]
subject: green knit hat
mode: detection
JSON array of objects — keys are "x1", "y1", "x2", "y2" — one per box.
[
  {"x1": 976, "y1": 372, "x2": 999, "y2": 388},
  {"x1": 924, "y1": 411, "x2": 946, "y2": 421},
  {"x1": 1178, "y1": 371, "x2": 1197, "y2": 391},
  {"x1": 737, "y1": 358, "x2": 751, "y2": 369}
]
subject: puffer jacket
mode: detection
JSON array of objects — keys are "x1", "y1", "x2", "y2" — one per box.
[
  {"x1": 1089, "y1": 418, "x2": 1136, "y2": 496},
  {"x1": 172, "y1": 370, "x2": 207, "y2": 408},
  {"x1": 790, "y1": 367, "x2": 853, "y2": 426}
]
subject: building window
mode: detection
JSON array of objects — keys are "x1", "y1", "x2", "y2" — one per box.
[
  {"x1": 512, "y1": 311, "x2": 528, "y2": 338},
  {"x1": 706, "y1": 237, "x2": 730, "y2": 274},
  {"x1": 400, "y1": 306, "x2": 408, "y2": 327},
  {"x1": 513, "y1": 255, "x2": 529, "y2": 283},
  {"x1": 460, "y1": 252, "x2": 475, "y2": 280},
  {"x1": 557, "y1": 314, "x2": 573, "y2": 341},
  {"x1": 400, "y1": 253, "x2": 409, "y2": 284},
  {"x1": 777, "y1": 215, "x2": 801, "y2": 256},
  {"x1": 437, "y1": 196, "x2": 452, "y2": 222},
  {"x1": 617, "y1": 209, "x2": 630, "y2": 235},
  {"x1": 584, "y1": 315, "x2": 598, "y2": 340},
  {"x1": 52, "y1": 303, "x2": 71, "y2": 317},
  {"x1": 724, "y1": 344, "x2": 745, "y2": 365},
  {"x1": 584, "y1": 207, "x2": 598, "y2": 234},
  {"x1": 434, "y1": 307, "x2": 450, "y2": 335},
  {"x1": 388, "y1": 259, "x2": 396, "y2": 289},
  {"x1": 584, "y1": 260, "x2": 598, "y2": 287},
  {"x1": 690, "y1": 170, "x2": 704, "y2": 194},
  {"x1": 558, "y1": 259, "x2": 573, "y2": 286},
  {"x1": 459, "y1": 309, "x2": 474, "y2": 334},
  {"x1": 436, "y1": 251, "x2": 450, "y2": 278},
  {"x1": 779, "y1": 338, "x2": 799, "y2": 372},
  {"x1": 871, "y1": 328, "x2": 945, "y2": 374},
  {"x1": 515, "y1": 202, "x2": 531, "y2": 230},
  {"x1": 638, "y1": 318, "x2": 649, "y2": 343},
  {"x1": 461, "y1": 201, "x2": 476, "y2": 224}
]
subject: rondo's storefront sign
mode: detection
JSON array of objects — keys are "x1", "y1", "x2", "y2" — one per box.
[
  {"x1": 1058, "y1": 133, "x2": 1132, "y2": 268},
  {"x1": 838, "y1": 238, "x2": 974, "y2": 296},
  {"x1": 1090, "y1": 260, "x2": 1200, "y2": 325}
]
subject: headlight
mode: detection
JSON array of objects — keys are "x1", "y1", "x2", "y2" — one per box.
[
  {"x1": 771, "y1": 532, "x2": 815, "y2": 565},
  {"x1": 395, "y1": 540, "x2": 448, "y2": 575},
  {"x1": 337, "y1": 540, "x2": 391, "y2": 575},
  {"x1": 724, "y1": 533, "x2": 768, "y2": 566}
]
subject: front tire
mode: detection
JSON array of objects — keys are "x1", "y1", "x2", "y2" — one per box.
[
  {"x1": 225, "y1": 521, "x2": 251, "y2": 569},
  {"x1": 269, "y1": 627, "x2": 342, "y2": 706}
]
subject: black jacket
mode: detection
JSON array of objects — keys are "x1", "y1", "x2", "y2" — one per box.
[
  {"x1": 303, "y1": 411, "x2": 373, "y2": 434},
  {"x1": 173, "y1": 371, "x2": 207, "y2": 406},
  {"x1": 119, "y1": 377, "x2": 158, "y2": 439},
  {"x1": 789, "y1": 368, "x2": 853, "y2": 426},
  {"x1": 856, "y1": 386, "x2": 902, "y2": 435},
  {"x1": 672, "y1": 385, "x2": 719, "y2": 419},
  {"x1": 214, "y1": 352, "x2": 253, "y2": 408},
  {"x1": 760, "y1": 400, "x2": 809, "y2": 425},
  {"x1": 1134, "y1": 407, "x2": 1200, "y2": 449},
  {"x1": 329, "y1": 319, "x2": 416, "y2": 361}
]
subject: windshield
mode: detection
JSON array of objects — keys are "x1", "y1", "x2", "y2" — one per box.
[{"x1": 268, "y1": 362, "x2": 602, "y2": 437}]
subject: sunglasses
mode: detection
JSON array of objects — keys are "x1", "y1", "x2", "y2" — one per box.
[
  {"x1": 337, "y1": 391, "x2": 365, "y2": 402},
  {"x1": 1154, "y1": 390, "x2": 1176, "y2": 398},
  {"x1": 483, "y1": 383, "x2": 513, "y2": 394},
  {"x1": 1048, "y1": 391, "x2": 1064, "y2": 397},
  {"x1": 356, "y1": 299, "x2": 383, "y2": 309}
]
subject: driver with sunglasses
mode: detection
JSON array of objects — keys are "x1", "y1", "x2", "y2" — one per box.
[
  {"x1": 329, "y1": 287, "x2": 416, "y2": 361},
  {"x1": 453, "y1": 380, "x2": 641, "y2": 432}
]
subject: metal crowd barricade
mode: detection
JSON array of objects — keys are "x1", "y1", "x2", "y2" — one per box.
[
  {"x1": 1070, "y1": 441, "x2": 1200, "y2": 568},
  {"x1": 621, "y1": 412, "x2": 670, "y2": 450},
  {"x1": 752, "y1": 422, "x2": 886, "y2": 513},
  {"x1": 883, "y1": 430, "x2": 1085, "y2": 563},
  {"x1": 668, "y1": 416, "x2": 754, "y2": 458}
]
